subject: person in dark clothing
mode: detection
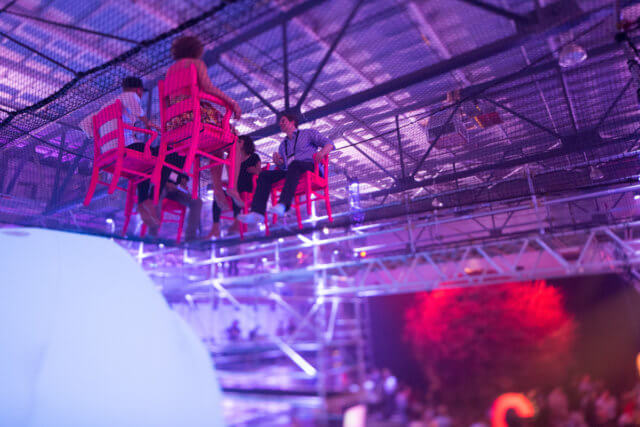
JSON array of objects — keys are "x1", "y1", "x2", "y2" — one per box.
[
  {"x1": 208, "y1": 136, "x2": 261, "y2": 238},
  {"x1": 237, "y1": 111, "x2": 333, "y2": 224},
  {"x1": 134, "y1": 153, "x2": 202, "y2": 241}
]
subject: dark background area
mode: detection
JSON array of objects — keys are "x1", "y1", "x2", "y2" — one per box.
[{"x1": 368, "y1": 274, "x2": 640, "y2": 394}]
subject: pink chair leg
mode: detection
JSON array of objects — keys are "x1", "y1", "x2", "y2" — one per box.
[
  {"x1": 306, "y1": 177, "x2": 312, "y2": 215},
  {"x1": 108, "y1": 158, "x2": 123, "y2": 194},
  {"x1": 83, "y1": 167, "x2": 100, "y2": 206},
  {"x1": 183, "y1": 135, "x2": 199, "y2": 174},
  {"x1": 295, "y1": 195, "x2": 303, "y2": 229},
  {"x1": 176, "y1": 208, "x2": 185, "y2": 243},
  {"x1": 325, "y1": 188, "x2": 333, "y2": 223},
  {"x1": 192, "y1": 156, "x2": 200, "y2": 200},
  {"x1": 122, "y1": 182, "x2": 135, "y2": 235}
]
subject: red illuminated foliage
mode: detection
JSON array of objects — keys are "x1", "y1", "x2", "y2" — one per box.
[{"x1": 404, "y1": 280, "x2": 575, "y2": 404}]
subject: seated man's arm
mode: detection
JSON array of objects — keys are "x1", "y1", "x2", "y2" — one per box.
[
  {"x1": 274, "y1": 142, "x2": 286, "y2": 170},
  {"x1": 311, "y1": 129, "x2": 333, "y2": 159}
]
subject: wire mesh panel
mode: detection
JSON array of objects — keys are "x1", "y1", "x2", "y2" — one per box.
[{"x1": 0, "y1": 0, "x2": 638, "y2": 247}]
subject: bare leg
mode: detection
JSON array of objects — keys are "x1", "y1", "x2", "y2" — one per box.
[
  {"x1": 225, "y1": 144, "x2": 244, "y2": 208},
  {"x1": 211, "y1": 163, "x2": 230, "y2": 211}
]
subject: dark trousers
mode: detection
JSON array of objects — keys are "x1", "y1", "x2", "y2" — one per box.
[
  {"x1": 212, "y1": 192, "x2": 241, "y2": 223},
  {"x1": 128, "y1": 143, "x2": 186, "y2": 203},
  {"x1": 250, "y1": 160, "x2": 313, "y2": 215},
  {"x1": 164, "y1": 187, "x2": 202, "y2": 240}
]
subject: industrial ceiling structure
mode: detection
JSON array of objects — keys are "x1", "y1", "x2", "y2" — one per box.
[
  {"x1": 4, "y1": 2, "x2": 640, "y2": 420},
  {"x1": 0, "y1": 0, "x2": 638, "y2": 243}
]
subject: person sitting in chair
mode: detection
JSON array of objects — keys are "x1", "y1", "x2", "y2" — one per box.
[
  {"x1": 153, "y1": 163, "x2": 203, "y2": 242},
  {"x1": 238, "y1": 111, "x2": 333, "y2": 224},
  {"x1": 208, "y1": 135, "x2": 261, "y2": 239},
  {"x1": 79, "y1": 76, "x2": 164, "y2": 229}
]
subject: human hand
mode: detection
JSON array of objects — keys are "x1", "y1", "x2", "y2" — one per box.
[
  {"x1": 233, "y1": 102, "x2": 242, "y2": 119},
  {"x1": 273, "y1": 152, "x2": 284, "y2": 165}
]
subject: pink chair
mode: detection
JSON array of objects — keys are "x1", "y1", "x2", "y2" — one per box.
[
  {"x1": 83, "y1": 100, "x2": 161, "y2": 207},
  {"x1": 158, "y1": 64, "x2": 237, "y2": 200},
  {"x1": 270, "y1": 154, "x2": 333, "y2": 230},
  {"x1": 219, "y1": 165, "x2": 271, "y2": 238},
  {"x1": 122, "y1": 187, "x2": 187, "y2": 243}
]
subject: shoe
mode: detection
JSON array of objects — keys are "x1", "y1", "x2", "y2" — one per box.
[
  {"x1": 138, "y1": 199, "x2": 160, "y2": 228},
  {"x1": 268, "y1": 203, "x2": 286, "y2": 217},
  {"x1": 237, "y1": 211, "x2": 263, "y2": 224},
  {"x1": 206, "y1": 223, "x2": 221, "y2": 239}
]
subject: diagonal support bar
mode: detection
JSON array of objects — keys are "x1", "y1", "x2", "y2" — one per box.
[
  {"x1": 457, "y1": 0, "x2": 529, "y2": 23},
  {"x1": 482, "y1": 96, "x2": 562, "y2": 138},
  {"x1": 595, "y1": 78, "x2": 633, "y2": 130},
  {"x1": 282, "y1": 22, "x2": 291, "y2": 110},
  {"x1": 218, "y1": 61, "x2": 279, "y2": 115},
  {"x1": 4, "y1": 10, "x2": 139, "y2": 44},
  {"x1": 411, "y1": 104, "x2": 460, "y2": 178},
  {"x1": 295, "y1": 0, "x2": 365, "y2": 108},
  {"x1": 0, "y1": 30, "x2": 76, "y2": 74}
]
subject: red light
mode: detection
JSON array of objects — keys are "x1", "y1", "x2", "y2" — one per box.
[
  {"x1": 491, "y1": 393, "x2": 535, "y2": 427},
  {"x1": 359, "y1": 251, "x2": 366, "y2": 258}
]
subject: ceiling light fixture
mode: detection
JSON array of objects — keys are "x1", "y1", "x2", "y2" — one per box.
[{"x1": 559, "y1": 43, "x2": 587, "y2": 68}]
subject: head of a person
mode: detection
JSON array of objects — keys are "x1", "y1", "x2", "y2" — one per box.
[
  {"x1": 239, "y1": 135, "x2": 255, "y2": 155},
  {"x1": 278, "y1": 111, "x2": 299, "y2": 134},
  {"x1": 122, "y1": 76, "x2": 144, "y2": 97},
  {"x1": 171, "y1": 35, "x2": 204, "y2": 61}
]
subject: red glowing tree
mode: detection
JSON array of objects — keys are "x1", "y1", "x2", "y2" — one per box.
[{"x1": 404, "y1": 280, "x2": 575, "y2": 404}]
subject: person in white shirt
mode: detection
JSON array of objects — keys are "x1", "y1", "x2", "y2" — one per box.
[
  {"x1": 81, "y1": 77, "x2": 201, "y2": 239},
  {"x1": 80, "y1": 77, "x2": 164, "y2": 229}
]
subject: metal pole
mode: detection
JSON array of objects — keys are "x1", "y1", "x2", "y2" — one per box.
[{"x1": 282, "y1": 23, "x2": 290, "y2": 110}]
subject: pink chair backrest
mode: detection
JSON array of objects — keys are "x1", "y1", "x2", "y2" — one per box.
[
  {"x1": 158, "y1": 63, "x2": 235, "y2": 143},
  {"x1": 92, "y1": 100, "x2": 124, "y2": 156},
  {"x1": 158, "y1": 64, "x2": 200, "y2": 135}
]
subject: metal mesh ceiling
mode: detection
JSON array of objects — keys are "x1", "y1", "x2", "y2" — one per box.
[{"x1": 0, "y1": 0, "x2": 639, "y2": 244}]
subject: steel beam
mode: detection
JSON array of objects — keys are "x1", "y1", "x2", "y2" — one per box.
[
  {"x1": 44, "y1": 130, "x2": 69, "y2": 211},
  {"x1": 218, "y1": 61, "x2": 279, "y2": 115},
  {"x1": 342, "y1": 134, "x2": 397, "y2": 182},
  {"x1": 282, "y1": 23, "x2": 291, "y2": 110},
  {"x1": 482, "y1": 96, "x2": 562, "y2": 138},
  {"x1": 0, "y1": 30, "x2": 76, "y2": 75},
  {"x1": 410, "y1": 103, "x2": 460, "y2": 178},
  {"x1": 3, "y1": 9, "x2": 140, "y2": 44},
  {"x1": 595, "y1": 78, "x2": 633, "y2": 130},
  {"x1": 395, "y1": 115, "x2": 406, "y2": 179},
  {"x1": 202, "y1": 0, "x2": 333, "y2": 64},
  {"x1": 457, "y1": 0, "x2": 529, "y2": 23},
  {"x1": 249, "y1": 1, "x2": 595, "y2": 140},
  {"x1": 44, "y1": 137, "x2": 91, "y2": 213},
  {"x1": 295, "y1": 0, "x2": 365, "y2": 109}
]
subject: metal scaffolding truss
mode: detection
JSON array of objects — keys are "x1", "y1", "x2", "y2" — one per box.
[
  {"x1": 124, "y1": 182, "x2": 640, "y2": 297},
  {"x1": 115, "y1": 182, "x2": 640, "y2": 396}
]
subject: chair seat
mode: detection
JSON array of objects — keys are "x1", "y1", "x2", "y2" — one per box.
[
  {"x1": 272, "y1": 171, "x2": 327, "y2": 195},
  {"x1": 162, "y1": 198, "x2": 186, "y2": 214},
  {"x1": 97, "y1": 148, "x2": 157, "y2": 177},
  {"x1": 164, "y1": 122, "x2": 236, "y2": 154}
]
